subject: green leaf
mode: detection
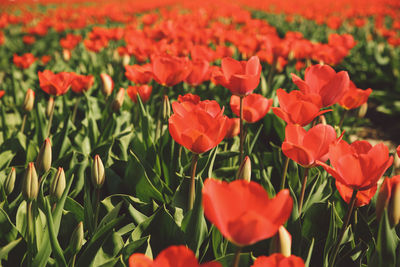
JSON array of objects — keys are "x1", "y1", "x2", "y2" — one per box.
[
  {"x1": 214, "y1": 252, "x2": 253, "y2": 267},
  {"x1": 0, "y1": 237, "x2": 22, "y2": 260},
  {"x1": 375, "y1": 211, "x2": 398, "y2": 266},
  {"x1": 65, "y1": 197, "x2": 84, "y2": 223}
]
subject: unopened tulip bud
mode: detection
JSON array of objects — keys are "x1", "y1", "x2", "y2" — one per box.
[
  {"x1": 358, "y1": 102, "x2": 368, "y2": 118},
  {"x1": 46, "y1": 97, "x2": 54, "y2": 118},
  {"x1": 62, "y1": 49, "x2": 71, "y2": 61},
  {"x1": 91, "y1": 155, "x2": 105, "y2": 189},
  {"x1": 319, "y1": 115, "x2": 327, "y2": 125},
  {"x1": 388, "y1": 183, "x2": 400, "y2": 227},
  {"x1": 50, "y1": 167, "x2": 66, "y2": 201},
  {"x1": 122, "y1": 53, "x2": 130, "y2": 66},
  {"x1": 4, "y1": 167, "x2": 16, "y2": 196},
  {"x1": 36, "y1": 138, "x2": 52, "y2": 174},
  {"x1": 70, "y1": 222, "x2": 84, "y2": 254},
  {"x1": 269, "y1": 225, "x2": 292, "y2": 257},
  {"x1": 376, "y1": 182, "x2": 389, "y2": 222},
  {"x1": 22, "y1": 163, "x2": 38, "y2": 201},
  {"x1": 237, "y1": 156, "x2": 251, "y2": 182},
  {"x1": 162, "y1": 95, "x2": 171, "y2": 120},
  {"x1": 100, "y1": 73, "x2": 114, "y2": 97},
  {"x1": 112, "y1": 88, "x2": 125, "y2": 113},
  {"x1": 22, "y1": 89, "x2": 35, "y2": 112}
]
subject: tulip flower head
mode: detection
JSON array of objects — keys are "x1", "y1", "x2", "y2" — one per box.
[
  {"x1": 38, "y1": 70, "x2": 74, "y2": 96},
  {"x1": 339, "y1": 81, "x2": 372, "y2": 110},
  {"x1": 376, "y1": 175, "x2": 400, "y2": 227},
  {"x1": 125, "y1": 64, "x2": 153, "y2": 84},
  {"x1": 151, "y1": 55, "x2": 191, "y2": 87},
  {"x1": 212, "y1": 56, "x2": 261, "y2": 96},
  {"x1": 230, "y1": 94, "x2": 273, "y2": 123},
  {"x1": 251, "y1": 254, "x2": 305, "y2": 267},
  {"x1": 202, "y1": 178, "x2": 293, "y2": 246},
  {"x1": 71, "y1": 74, "x2": 94, "y2": 94},
  {"x1": 127, "y1": 85, "x2": 152, "y2": 103},
  {"x1": 169, "y1": 95, "x2": 228, "y2": 154}
]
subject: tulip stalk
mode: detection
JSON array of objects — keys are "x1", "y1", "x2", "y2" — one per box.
[
  {"x1": 46, "y1": 97, "x2": 56, "y2": 137},
  {"x1": 232, "y1": 246, "x2": 242, "y2": 267},
  {"x1": 26, "y1": 200, "x2": 34, "y2": 266},
  {"x1": 338, "y1": 109, "x2": 348, "y2": 128},
  {"x1": 239, "y1": 95, "x2": 244, "y2": 165},
  {"x1": 71, "y1": 96, "x2": 81, "y2": 124},
  {"x1": 20, "y1": 114, "x2": 27, "y2": 133},
  {"x1": 188, "y1": 153, "x2": 199, "y2": 210},
  {"x1": 298, "y1": 167, "x2": 309, "y2": 214},
  {"x1": 329, "y1": 189, "x2": 358, "y2": 267},
  {"x1": 280, "y1": 157, "x2": 290, "y2": 190}
]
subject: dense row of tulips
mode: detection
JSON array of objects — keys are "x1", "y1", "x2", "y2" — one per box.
[{"x1": 0, "y1": 0, "x2": 400, "y2": 266}]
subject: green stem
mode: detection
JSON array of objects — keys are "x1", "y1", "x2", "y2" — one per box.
[
  {"x1": 26, "y1": 201, "x2": 33, "y2": 266},
  {"x1": 71, "y1": 96, "x2": 81, "y2": 124},
  {"x1": 298, "y1": 167, "x2": 309, "y2": 215},
  {"x1": 71, "y1": 254, "x2": 76, "y2": 267},
  {"x1": 239, "y1": 95, "x2": 244, "y2": 165},
  {"x1": 280, "y1": 157, "x2": 290, "y2": 190},
  {"x1": 266, "y1": 56, "x2": 277, "y2": 93},
  {"x1": 188, "y1": 153, "x2": 199, "y2": 210},
  {"x1": 94, "y1": 188, "x2": 100, "y2": 229},
  {"x1": 329, "y1": 189, "x2": 358, "y2": 267},
  {"x1": 339, "y1": 109, "x2": 348, "y2": 128},
  {"x1": 232, "y1": 246, "x2": 242, "y2": 267},
  {"x1": 20, "y1": 113, "x2": 27, "y2": 133},
  {"x1": 46, "y1": 97, "x2": 56, "y2": 138}
]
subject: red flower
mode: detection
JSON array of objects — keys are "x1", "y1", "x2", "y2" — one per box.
[
  {"x1": 272, "y1": 89, "x2": 331, "y2": 126},
  {"x1": 225, "y1": 117, "x2": 240, "y2": 139},
  {"x1": 125, "y1": 64, "x2": 153, "y2": 84},
  {"x1": 38, "y1": 70, "x2": 74, "y2": 96},
  {"x1": 376, "y1": 175, "x2": 400, "y2": 222},
  {"x1": 100, "y1": 73, "x2": 114, "y2": 96},
  {"x1": 291, "y1": 64, "x2": 350, "y2": 107},
  {"x1": 282, "y1": 124, "x2": 337, "y2": 168},
  {"x1": 335, "y1": 181, "x2": 377, "y2": 207},
  {"x1": 71, "y1": 74, "x2": 94, "y2": 94},
  {"x1": 212, "y1": 56, "x2": 261, "y2": 96},
  {"x1": 60, "y1": 34, "x2": 82, "y2": 50},
  {"x1": 397, "y1": 145, "x2": 400, "y2": 158},
  {"x1": 127, "y1": 85, "x2": 152, "y2": 103},
  {"x1": 230, "y1": 94, "x2": 273, "y2": 123},
  {"x1": 41, "y1": 55, "x2": 51, "y2": 65},
  {"x1": 129, "y1": 245, "x2": 221, "y2": 267},
  {"x1": 151, "y1": 55, "x2": 191, "y2": 87},
  {"x1": 169, "y1": 96, "x2": 228, "y2": 154},
  {"x1": 0, "y1": 90, "x2": 5, "y2": 98},
  {"x1": 178, "y1": 93, "x2": 200, "y2": 104},
  {"x1": 23, "y1": 35, "x2": 35, "y2": 45},
  {"x1": 251, "y1": 254, "x2": 305, "y2": 267},
  {"x1": 339, "y1": 81, "x2": 372, "y2": 110},
  {"x1": 317, "y1": 140, "x2": 393, "y2": 190},
  {"x1": 202, "y1": 178, "x2": 293, "y2": 246},
  {"x1": 13, "y1": 53, "x2": 37, "y2": 69},
  {"x1": 185, "y1": 59, "x2": 210, "y2": 86}
]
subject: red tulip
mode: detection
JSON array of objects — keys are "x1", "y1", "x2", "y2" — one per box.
[
  {"x1": 125, "y1": 64, "x2": 153, "y2": 84},
  {"x1": 185, "y1": 59, "x2": 210, "y2": 86},
  {"x1": 100, "y1": 73, "x2": 114, "y2": 96},
  {"x1": 335, "y1": 181, "x2": 377, "y2": 207},
  {"x1": 339, "y1": 81, "x2": 372, "y2": 110},
  {"x1": 13, "y1": 53, "x2": 37, "y2": 69},
  {"x1": 60, "y1": 34, "x2": 82, "y2": 50},
  {"x1": 38, "y1": 70, "x2": 74, "y2": 96},
  {"x1": 0, "y1": 90, "x2": 5, "y2": 98},
  {"x1": 127, "y1": 85, "x2": 152, "y2": 103},
  {"x1": 225, "y1": 117, "x2": 240, "y2": 139},
  {"x1": 251, "y1": 254, "x2": 305, "y2": 267},
  {"x1": 317, "y1": 140, "x2": 393, "y2": 190},
  {"x1": 272, "y1": 89, "x2": 331, "y2": 126},
  {"x1": 202, "y1": 178, "x2": 293, "y2": 246},
  {"x1": 230, "y1": 94, "x2": 273, "y2": 123},
  {"x1": 212, "y1": 56, "x2": 261, "y2": 96},
  {"x1": 71, "y1": 74, "x2": 94, "y2": 94},
  {"x1": 376, "y1": 175, "x2": 400, "y2": 226},
  {"x1": 291, "y1": 64, "x2": 350, "y2": 107},
  {"x1": 282, "y1": 124, "x2": 337, "y2": 168},
  {"x1": 129, "y1": 245, "x2": 221, "y2": 267},
  {"x1": 397, "y1": 145, "x2": 400, "y2": 158},
  {"x1": 177, "y1": 93, "x2": 200, "y2": 104},
  {"x1": 169, "y1": 96, "x2": 228, "y2": 154},
  {"x1": 151, "y1": 55, "x2": 191, "y2": 87}
]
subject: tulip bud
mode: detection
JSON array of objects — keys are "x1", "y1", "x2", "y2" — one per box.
[
  {"x1": 100, "y1": 73, "x2": 114, "y2": 97},
  {"x1": 376, "y1": 182, "x2": 389, "y2": 222},
  {"x1": 162, "y1": 95, "x2": 171, "y2": 120},
  {"x1": 334, "y1": 126, "x2": 341, "y2": 138},
  {"x1": 70, "y1": 222, "x2": 84, "y2": 254},
  {"x1": 122, "y1": 53, "x2": 130, "y2": 66},
  {"x1": 22, "y1": 163, "x2": 39, "y2": 201},
  {"x1": 22, "y1": 89, "x2": 35, "y2": 112},
  {"x1": 111, "y1": 88, "x2": 125, "y2": 113},
  {"x1": 46, "y1": 97, "x2": 54, "y2": 118},
  {"x1": 62, "y1": 49, "x2": 71, "y2": 61},
  {"x1": 91, "y1": 155, "x2": 105, "y2": 189},
  {"x1": 4, "y1": 167, "x2": 16, "y2": 196},
  {"x1": 36, "y1": 138, "x2": 52, "y2": 174},
  {"x1": 388, "y1": 183, "x2": 400, "y2": 227},
  {"x1": 237, "y1": 156, "x2": 251, "y2": 182},
  {"x1": 269, "y1": 225, "x2": 292, "y2": 257},
  {"x1": 319, "y1": 115, "x2": 327, "y2": 125},
  {"x1": 358, "y1": 102, "x2": 368, "y2": 118},
  {"x1": 50, "y1": 167, "x2": 66, "y2": 201}
]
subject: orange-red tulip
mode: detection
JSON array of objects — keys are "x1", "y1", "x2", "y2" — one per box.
[
  {"x1": 71, "y1": 74, "x2": 94, "y2": 94},
  {"x1": 169, "y1": 96, "x2": 228, "y2": 154},
  {"x1": 291, "y1": 64, "x2": 350, "y2": 108},
  {"x1": 125, "y1": 64, "x2": 153, "y2": 84},
  {"x1": 251, "y1": 254, "x2": 305, "y2": 267},
  {"x1": 0, "y1": 90, "x2": 5, "y2": 98},
  {"x1": 230, "y1": 94, "x2": 273, "y2": 123},
  {"x1": 212, "y1": 56, "x2": 261, "y2": 96},
  {"x1": 152, "y1": 55, "x2": 191, "y2": 87},
  {"x1": 127, "y1": 85, "x2": 152, "y2": 103},
  {"x1": 38, "y1": 70, "x2": 74, "y2": 96},
  {"x1": 185, "y1": 59, "x2": 210, "y2": 86},
  {"x1": 129, "y1": 246, "x2": 221, "y2": 267},
  {"x1": 339, "y1": 81, "x2": 372, "y2": 110},
  {"x1": 282, "y1": 124, "x2": 337, "y2": 168},
  {"x1": 335, "y1": 181, "x2": 377, "y2": 207},
  {"x1": 202, "y1": 178, "x2": 293, "y2": 246},
  {"x1": 224, "y1": 117, "x2": 240, "y2": 139},
  {"x1": 317, "y1": 140, "x2": 393, "y2": 190},
  {"x1": 272, "y1": 89, "x2": 331, "y2": 126},
  {"x1": 13, "y1": 53, "x2": 36, "y2": 69}
]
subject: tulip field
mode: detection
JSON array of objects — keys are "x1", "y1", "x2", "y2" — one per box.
[{"x1": 1, "y1": 0, "x2": 400, "y2": 266}]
